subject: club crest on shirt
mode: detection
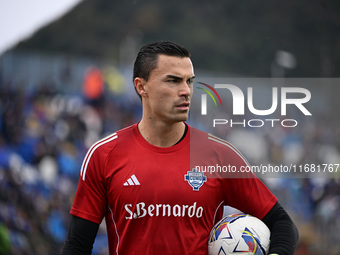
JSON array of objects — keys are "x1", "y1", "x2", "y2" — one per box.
[{"x1": 184, "y1": 168, "x2": 207, "y2": 191}]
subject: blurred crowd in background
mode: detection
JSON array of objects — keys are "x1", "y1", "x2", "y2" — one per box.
[{"x1": 0, "y1": 52, "x2": 339, "y2": 254}]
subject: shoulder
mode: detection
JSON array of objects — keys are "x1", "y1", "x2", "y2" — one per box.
[
  {"x1": 190, "y1": 126, "x2": 241, "y2": 153},
  {"x1": 190, "y1": 126, "x2": 250, "y2": 166},
  {"x1": 208, "y1": 133, "x2": 248, "y2": 160},
  {"x1": 80, "y1": 124, "x2": 136, "y2": 181},
  {"x1": 84, "y1": 124, "x2": 136, "y2": 163},
  {"x1": 90, "y1": 124, "x2": 135, "y2": 154}
]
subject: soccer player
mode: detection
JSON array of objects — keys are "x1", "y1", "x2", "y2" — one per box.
[{"x1": 62, "y1": 41, "x2": 298, "y2": 255}]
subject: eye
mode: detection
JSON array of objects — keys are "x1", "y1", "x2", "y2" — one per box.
[
  {"x1": 167, "y1": 79, "x2": 180, "y2": 84},
  {"x1": 187, "y1": 78, "x2": 194, "y2": 86}
]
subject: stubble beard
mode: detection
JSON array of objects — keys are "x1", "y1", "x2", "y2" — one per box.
[{"x1": 168, "y1": 108, "x2": 190, "y2": 123}]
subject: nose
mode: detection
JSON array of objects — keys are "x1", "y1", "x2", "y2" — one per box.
[{"x1": 178, "y1": 82, "x2": 192, "y2": 99}]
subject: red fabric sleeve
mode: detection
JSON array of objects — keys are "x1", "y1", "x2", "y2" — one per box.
[
  {"x1": 225, "y1": 176, "x2": 278, "y2": 219},
  {"x1": 70, "y1": 145, "x2": 109, "y2": 224}
]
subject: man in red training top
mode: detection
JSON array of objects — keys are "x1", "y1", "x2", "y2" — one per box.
[{"x1": 62, "y1": 41, "x2": 298, "y2": 255}]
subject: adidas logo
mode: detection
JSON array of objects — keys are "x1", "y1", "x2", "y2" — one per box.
[{"x1": 123, "y1": 174, "x2": 140, "y2": 186}]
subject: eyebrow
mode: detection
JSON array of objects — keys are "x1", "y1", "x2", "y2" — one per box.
[{"x1": 165, "y1": 75, "x2": 196, "y2": 81}]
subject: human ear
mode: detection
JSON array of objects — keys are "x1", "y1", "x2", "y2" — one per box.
[{"x1": 134, "y1": 77, "x2": 148, "y2": 98}]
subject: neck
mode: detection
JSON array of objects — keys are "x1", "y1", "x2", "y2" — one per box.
[{"x1": 138, "y1": 119, "x2": 186, "y2": 147}]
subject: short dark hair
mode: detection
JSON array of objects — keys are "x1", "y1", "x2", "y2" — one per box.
[{"x1": 133, "y1": 41, "x2": 191, "y2": 82}]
